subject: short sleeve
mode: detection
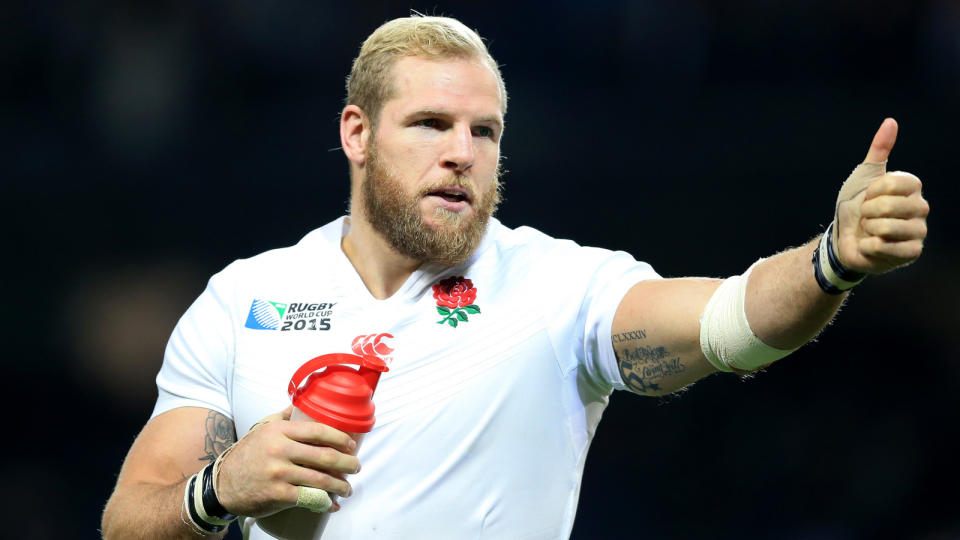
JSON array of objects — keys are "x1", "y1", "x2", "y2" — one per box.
[
  {"x1": 151, "y1": 272, "x2": 236, "y2": 419},
  {"x1": 579, "y1": 250, "x2": 661, "y2": 392}
]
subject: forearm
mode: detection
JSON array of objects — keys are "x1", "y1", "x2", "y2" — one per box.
[
  {"x1": 613, "y1": 237, "x2": 848, "y2": 396},
  {"x1": 745, "y1": 236, "x2": 846, "y2": 350},
  {"x1": 102, "y1": 478, "x2": 228, "y2": 539}
]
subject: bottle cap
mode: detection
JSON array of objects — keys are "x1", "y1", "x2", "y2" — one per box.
[{"x1": 287, "y1": 353, "x2": 389, "y2": 433}]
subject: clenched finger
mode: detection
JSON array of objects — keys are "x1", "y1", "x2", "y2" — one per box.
[
  {"x1": 284, "y1": 421, "x2": 357, "y2": 454},
  {"x1": 860, "y1": 195, "x2": 929, "y2": 219},
  {"x1": 275, "y1": 483, "x2": 342, "y2": 513},
  {"x1": 863, "y1": 171, "x2": 922, "y2": 200},
  {"x1": 859, "y1": 237, "x2": 924, "y2": 261},
  {"x1": 290, "y1": 443, "x2": 361, "y2": 475},
  {"x1": 289, "y1": 465, "x2": 353, "y2": 498},
  {"x1": 860, "y1": 218, "x2": 928, "y2": 241}
]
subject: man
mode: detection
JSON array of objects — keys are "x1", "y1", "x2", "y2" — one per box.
[{"x1": 101, "y1": 15, "x2": 928, "y2": 539}]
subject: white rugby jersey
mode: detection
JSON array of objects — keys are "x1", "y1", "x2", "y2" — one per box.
[{"x1": 153, "y1": 216, "x2": 659, "y2": 539}]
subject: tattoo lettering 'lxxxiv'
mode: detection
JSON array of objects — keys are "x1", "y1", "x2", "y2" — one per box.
[
  {"x1": 200, "y1": 411, "x2": 237, "y2": 465},
  {"x1": 615, "y1": 329, "x2": 686, "y2": 394}
]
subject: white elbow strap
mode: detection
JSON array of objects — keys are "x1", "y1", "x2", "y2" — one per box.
[{"x1": 699, "y1": 261, "x2": 797, "y2": 372}]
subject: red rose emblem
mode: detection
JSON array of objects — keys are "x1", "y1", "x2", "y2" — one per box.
[
  {"x1": 432, "y1": 276, "x2": 481, "y2": 328},
  {"x1": 433, "y1": 276, "x2": 477, "y2": 308}
]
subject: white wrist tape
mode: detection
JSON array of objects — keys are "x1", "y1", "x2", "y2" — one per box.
[
  {"x1": 699, "y1": 261, "x2": 797, "y2": 372},
  {"x1": 814, "y1": 222, "x2": 866, "y2": 294},
  {"x1": 296, "y1": 485, "x2": 333, "y2": 513}
]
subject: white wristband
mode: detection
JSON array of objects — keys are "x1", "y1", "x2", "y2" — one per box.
[{"x1": 813, "y1": 222, "x2": 866, "y2": 294}]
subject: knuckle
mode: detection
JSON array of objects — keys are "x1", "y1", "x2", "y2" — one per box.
[
  {"x1": 881, "y1": 175, "x2": 898, "y2": 192},
  {"x1": 879, "y1": 198, "x2": 895, "y2": 216},
  {"x1": 274, "y1": 484, "x2": 295, "y2": 503},
  {"x1": 337, "y1": 433, "x2": 354, "y2": 449},
  {"x1": 315, "y1": 424, "x2": 345, "y2": 445},
  {"x1": 859, "y1": 237, "x2": 880, "y2": 256},
  {"x1": 307, "y1": 470, "x2": 346, "y2": 494},
  {"x1": 873, "y1": 220, "x2": 891, "y2": 236},
  {"x1": 316, "y1": 446, "x2": 338, "y2": 465},
  {"x1": 307, "y1": 469, "x2": 332, "y2": 488},
  {"x1": 265, "y1": 440, "x2": 285, "y2": 458},
  {"x1": 328, "y1": 478, "x2": 351, "y2": 496},
  {"x1": 265, "y1": 463, "x2": 285, "y2": 481}
]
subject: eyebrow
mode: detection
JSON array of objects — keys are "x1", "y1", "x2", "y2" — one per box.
[{"x1": 406, "y1": 109, "x2": 504, "y2": 130}]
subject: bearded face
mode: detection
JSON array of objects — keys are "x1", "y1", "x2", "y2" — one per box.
[{"x1": 361, "y1": 140, "x2": 501, "y2": 266}]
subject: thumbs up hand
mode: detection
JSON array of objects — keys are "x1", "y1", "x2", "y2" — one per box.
[{"x1": 832, "y1": 118, "x2": 929, "y2": 275}]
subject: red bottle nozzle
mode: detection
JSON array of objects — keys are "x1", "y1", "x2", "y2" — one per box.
[{"x1": 358, "y1": 355, "x2": 388, "y2": 392}]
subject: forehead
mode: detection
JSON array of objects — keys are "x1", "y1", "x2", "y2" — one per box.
[{"x1": 382, "y1": 56, "x2": 503, "y2": 120}]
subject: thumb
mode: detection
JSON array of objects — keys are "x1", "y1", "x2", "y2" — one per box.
[{"x1": 863, "y1": 117, "x2": 898, "y2": 163}]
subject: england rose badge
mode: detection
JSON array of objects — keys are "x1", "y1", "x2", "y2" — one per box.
[{"x1": 433, "y1": 276, "x2": 481, "y2": 328}]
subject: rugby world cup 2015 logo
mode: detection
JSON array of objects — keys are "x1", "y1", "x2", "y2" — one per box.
[{"x1": 245, "y1": 299, "x2": 288, "y2": 330}]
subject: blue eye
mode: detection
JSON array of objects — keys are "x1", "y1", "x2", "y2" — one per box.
[
  {"x1": 415, "y1": 118, "x2": 440, "y2": 129},
  {"x1": 473, "y1": 126, "x2": 494, "y2": 138}
]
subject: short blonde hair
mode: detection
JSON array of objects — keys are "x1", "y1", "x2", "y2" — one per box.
[{"x1": 346, "y1": 16, "x2": 507, "y2": 125}]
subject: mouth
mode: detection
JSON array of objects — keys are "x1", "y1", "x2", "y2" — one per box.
[{"x1": 425, "y1": 186, "x2": 472, "y2": 205}]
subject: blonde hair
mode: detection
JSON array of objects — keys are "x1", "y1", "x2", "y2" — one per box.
[{"x1": 346, "y1": 15, "x2": 507, "y2": 125}]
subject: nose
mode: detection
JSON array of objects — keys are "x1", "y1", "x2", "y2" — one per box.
[{"x1": 442, "y1": 125, "x2": 474, "y2": 172}]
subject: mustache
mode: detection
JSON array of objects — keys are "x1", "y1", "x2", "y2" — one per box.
[{"x1": 418, "y1": 175, "x2": 476, "y2": 200}]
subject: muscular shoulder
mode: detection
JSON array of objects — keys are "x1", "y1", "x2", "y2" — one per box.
[{"x1": 486, "y1": 220, "x2": 635, "y2": 274}]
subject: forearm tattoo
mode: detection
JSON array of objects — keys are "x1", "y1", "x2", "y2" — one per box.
[
  {"x1": 200, "y1": 411, "x2": 237, "y2": 465},
  {"x1": 615, "y1": 329, "x2": 686, "y2": 394}
]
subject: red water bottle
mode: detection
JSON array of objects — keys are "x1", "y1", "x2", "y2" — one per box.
[{"x1": 257, "y1": 352, "x2": 389, "y2": 539}]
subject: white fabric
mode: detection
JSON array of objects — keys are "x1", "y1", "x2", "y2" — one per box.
[
  {"x1": 698, "y1": 261, "x2": 795, "y2": 372},
  {"x1": 153, "y1": 217, "x2": 659, "y2": 539}
]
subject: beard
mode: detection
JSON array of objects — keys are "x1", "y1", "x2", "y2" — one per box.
[{"x1": 361, "y1": 143, "x2": 501, "y2": 266}]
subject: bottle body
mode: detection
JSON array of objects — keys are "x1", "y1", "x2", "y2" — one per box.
[{"x1": 255, "y1": 407, "x2": 364, "y2": 540}]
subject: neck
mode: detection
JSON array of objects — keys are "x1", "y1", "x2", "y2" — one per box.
[{"x1": 341, "y1": 213, "x2": 423, "y2": 300}]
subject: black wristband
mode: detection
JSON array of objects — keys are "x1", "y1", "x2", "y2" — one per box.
[{"x1": 201, "y1": 463, "x2": 237, "y2": 523}]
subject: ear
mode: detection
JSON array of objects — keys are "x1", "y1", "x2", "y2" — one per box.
[{"x1": 340, "y1": 104, "x2": 370, "y2": 165}]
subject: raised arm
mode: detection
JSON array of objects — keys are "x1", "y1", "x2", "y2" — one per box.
[
  {"x1": 612, "y1": 118, "x2": 928, "y2": 396},
  {"x1": 101, "y1": 406, "x2": 360, "y2": 539}
]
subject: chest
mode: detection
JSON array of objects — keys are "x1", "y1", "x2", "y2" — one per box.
[{"x1": 229, "y1": 276, "x2": 566, "y2": 435}]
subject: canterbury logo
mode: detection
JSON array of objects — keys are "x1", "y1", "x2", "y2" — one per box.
[{"x1": 351, "y1": 333, "x2": 394, "y2": 357}]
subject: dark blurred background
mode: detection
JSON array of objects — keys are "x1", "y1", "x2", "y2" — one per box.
[{"x1": 5, "y1": 1, "x2": 958, "y2": 538}]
